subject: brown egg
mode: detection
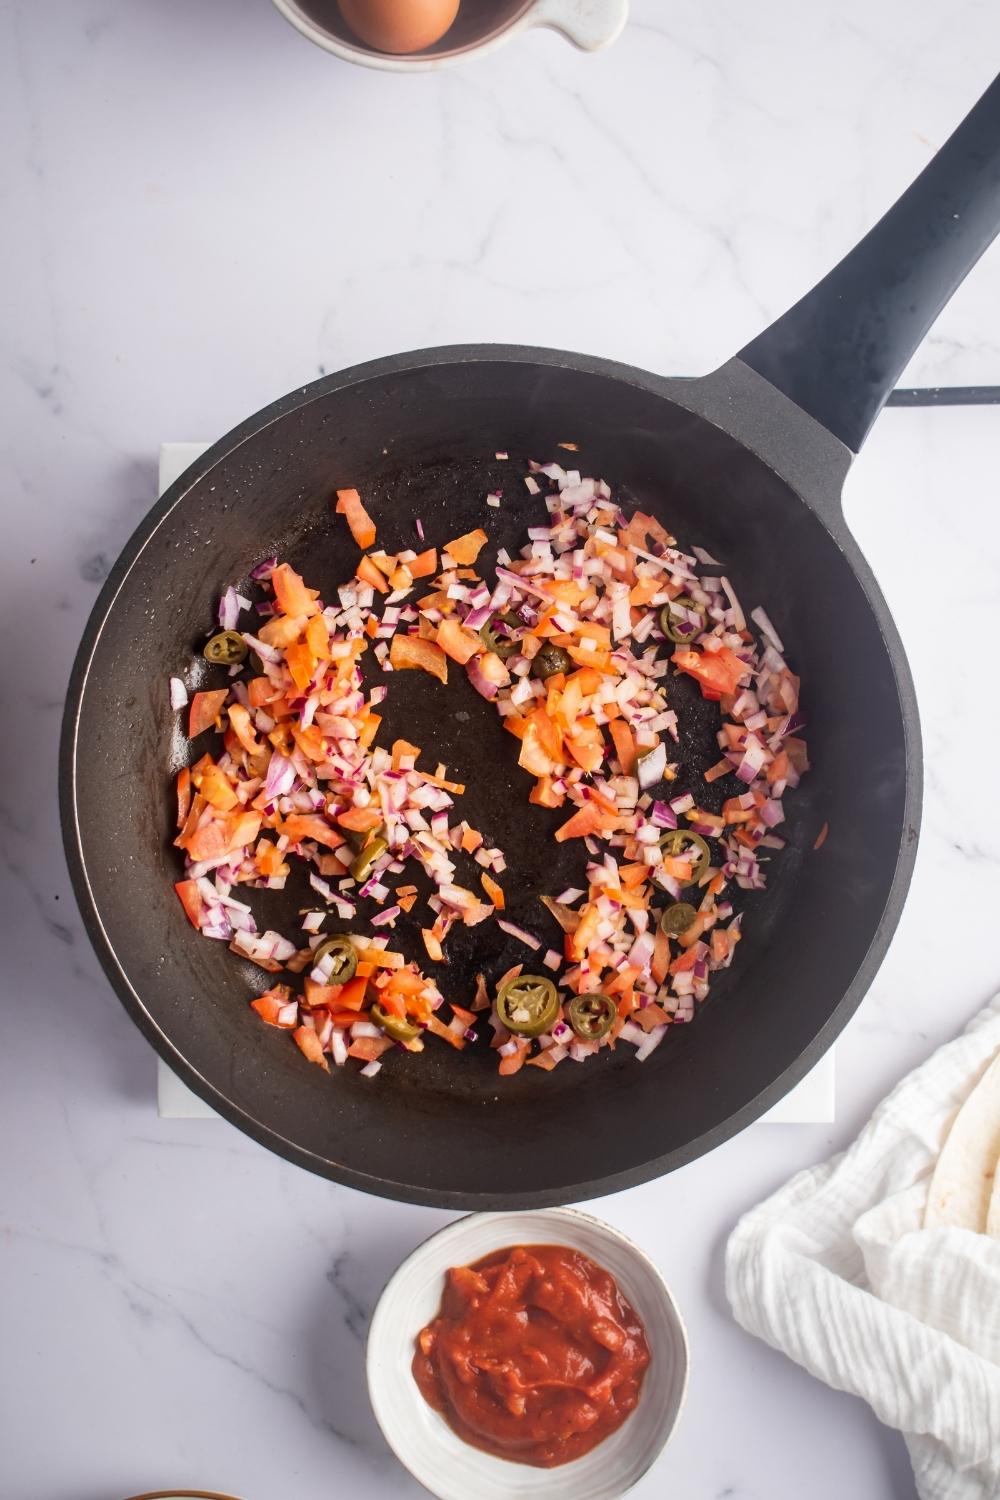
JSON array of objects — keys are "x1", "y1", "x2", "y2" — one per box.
[{"x1": 338, "y1": 0, "x2": 461, "y2": 54}]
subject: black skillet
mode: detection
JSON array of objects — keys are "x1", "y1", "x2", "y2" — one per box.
[{"x1": 61, "y1": 77, "x2": 1000, "y2": 1208}]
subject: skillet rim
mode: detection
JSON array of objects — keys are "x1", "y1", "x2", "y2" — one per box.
[{"x1": 58, "y1": 343, "x2": 922, "y2": 1207}]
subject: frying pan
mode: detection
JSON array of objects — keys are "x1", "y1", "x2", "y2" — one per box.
[{"x1": 62, "y1": 77, "x2": 1000, "y2": 1209}]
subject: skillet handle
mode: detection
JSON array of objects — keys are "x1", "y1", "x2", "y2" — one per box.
[{"x1": 738, "y1": 73, "x2": 1000, "y2": 454}]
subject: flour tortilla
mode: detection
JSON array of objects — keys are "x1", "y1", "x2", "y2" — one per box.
[
  {"x1": 988, "y1": 1154, "x2": 1000, "y2": 1238},
  {"x1": 925, "y1": 1050, "x2": 1000, "y2": 1232}
]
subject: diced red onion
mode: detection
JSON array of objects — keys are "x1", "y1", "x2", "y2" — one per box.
[
  {"x1": 637, "y1": 741, "x2": 666, "y2": 789},
  {"x1": 370, "y1": 906, "x2": 400, "y2": 928},
  {"x1": 636, "y1": 1025, "x2": 667, "y2": 1061},
  {"x1": 750, "y1": 605, "x2": 784, "y2": 652},
  {"x1": 218, "y1": 587, "x2": 240, "y2": 630},
  {"x1": 497, "y1": 919, "x2": 541, "y2": 951},
  {"x1": 169, "y1": 677, "x2": 188, "y2": 710}
]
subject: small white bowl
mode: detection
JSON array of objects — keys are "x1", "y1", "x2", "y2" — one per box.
[
  {"x1": 270, "y1": 0, "x2": 629, "y2": 73},
  {"x1": 367, "y1": 1208, "x2": 689, "y2": 1500}
]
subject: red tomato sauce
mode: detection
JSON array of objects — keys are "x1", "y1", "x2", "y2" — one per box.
[{"x1": 412, "y1": 1243, "x2": 651, "y2": 1467}]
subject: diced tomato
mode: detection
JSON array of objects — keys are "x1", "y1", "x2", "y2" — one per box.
[
  {"x1": 408, "y1": 548, "x2": 438, "y2": 578},
  {"x1": 391, "y1": 738, "x2": 421, "y2": 768},
  {"x1": 335, "y1": 487, "x2": 377, "y2": 549},
  {"x1": 252, "y1": 985, "x2": 297, "y2": 1027},
  {"x1": 279, "y1": 814, "x2": 344, "y2": 851},
  {"x1": 285, "y1": 641, "x2": 317, "y2": 692},
  {"x1": 199, "y1": 764, "x2": 238, "y2": 811},
  {"x1": 436, "y1": 617, "x2": 483, "y2": 665},
  {"x1": 527, "y1": 1049, "x2": 562, "y2": 1071},
  {"x1": 609, "y1": 718, "x2": 638, "y2": 775},
  {"x1": 188, "y1": 689, "x2": 228, "y2": 738},
  {"x1": 176, "y1": 767, "x2": 192, "y2": 828},
  {"x1": 465, "y1": 651, "x2": 511, "y2": 703},
  {"x1": 529, "y1": 775, "x2": 564, "y2": 809},
  {"x1": 444, "y1": 528, "x2": 488, "y2": 565},
  {"x1": 564, "y1": 717, "x2": 604, "y2": 773},
  {"x1": 390, "y1": 633, "x2": 448, "y2": 683},
  {"x1": 293, "y1": 1026, "x2": 329, "y2": 1070},
  {"x1": 357, "y1": 712, "x2": 381, "y2": 748},
  {"x1": 555, "y1": 801, "x2": 613, "y2": 844},
  {"x1": 174, "y1": 879, "x2": 204, "y2": 929},
  {"x1": 672, "y1": 646, "x2": 749, "y2": 701},
  {"x1": 272, "y1": 563, "x2": 319, "y2": 618},
  {"x1": 356, "y1": 554, "x2": 389, "y2": 593},
  {"x1": 334, "y1": 976, "x2": 369, "y2": 1011},
  {"x1": 227, "y1": 702, "x2": 262, "y2": 754},
  {"x1": 498, "y1": 1042, "x2": 529, "y2": 1076},
  {"x1": 337, "y1": 805, "x2": 384, "y2": 833},
  {"x1": 184, "y1": 809, "x2": 262, "y2": 862},
  {"x1": 424, "y1": 1014, "x2": 466, "y2": 1049},
  {"x1": 348, "y1": 1036, "x2": 393, "y2": 1062},
  {"x1": 518, "y1": 724, "x2": 557, "y2": 778}
]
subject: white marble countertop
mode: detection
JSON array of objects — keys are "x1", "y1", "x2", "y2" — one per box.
[{"x1": 4, "y1": 3, "x2": 1000, "y2": 1498}]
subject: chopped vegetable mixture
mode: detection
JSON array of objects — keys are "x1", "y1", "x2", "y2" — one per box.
[{"x1": 169, "y1": 463, "x2": 808, "y2": 1079}]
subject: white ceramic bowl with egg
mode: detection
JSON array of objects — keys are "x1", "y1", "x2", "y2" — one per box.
[
  {"x1": 270, "y1": 0, "x2": 629, "y2": 72},
  {"x1": 366, "y1": 1207, "x2": 689, "y2": 1500}
]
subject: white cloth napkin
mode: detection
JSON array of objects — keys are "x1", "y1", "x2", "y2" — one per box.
[{"x1": 726, "y1": 996, "x2": 1000, "y2": 1500}]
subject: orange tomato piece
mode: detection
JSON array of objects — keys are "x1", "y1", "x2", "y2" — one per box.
[
  {"x1": 518, "y1": 723, "x2": 557, "y2": 778},
  {"x1": 247, "y1": 675, "x2": 277, "y2": 709},
  {"x1": 529, "y1": 705, "x2": 563, "y2": 762},
  {"x1": 176, "y1": 767, "x2": 192, "y2": 828},
  {"x1": 279, "y1": 814, "x2": 344, "y2": 851},
  {"x1": 255, "y1": 839, "x2": 288, "y2": 878},
  {"x1": 259, "y1": 615, "x2": 304, "y2": 650},
  {"x1": 304, "y1": 977, "x2": 347, "y2": 1008},
  {"x1": 481, "y1": 873, "x2": 505, "y2": 909},
  {"x1": 252, "y1": 990, "x2": 298, "y2": 1028},
  {"x1": 304, "y1": 613, "x2": 329, "y2": 657},
  {"x1": 334, "y1": 487, "x2": 377, "y2": 549},
  {"x1": 174, "y1": 879, "x2": 203, "y2": 928},
  {"x1": 527, "y1": 1050, "x2": 562, "y2": 1071},
  {"x1": 408, "y1": 548, "x2": 438, "y2": 578},
  {"x1": 323, "y1": 976, "x2": 365, "y2": 1012},
  {"x1": 436, "y1": 617, "x2": 483, "y2": 665},
  {"x1": 529, "y1": 775, "x2": 564, "y2": 809},
  {"x1": 357, "y1": 711, "x2": 381, "y2": 749},
  {"x1": 555, "y1": 801, "x2": 615, "y2": 844},
  {"x1": 356, "y1": 554, "x2": 389, "y2": 593},
  {"x1": 291, "y1": 723, "x2": 326, "y2": 761},
  {"x1": 348, "y1": 1036, "x2": 394, "y2": 1063},
  {"x1": 564, "y1": 718, "x2": 604, "y2": 774},
  {"x1": 391, "y1": 738, "x2": 421, "y2": 768},
  {"x1": 293, "y1": 1026, "x2": 329, "y2": 1070},
  {"x1": 389, "y1": 634, "x2": 448, "y2": 684},
  {"x1": 423, "y1": 1014, "x2": 466, "y2": 1049},
  {"x1": 672, "y1": 646, "x2": 748, "y2": 701},
  {"x1": 609, "y1": 718, "x2": 638, "y2": 775},
  {"x1": 199, "y1": 764, "x2": 238, "y2": 811},
  {"x1": 271, "y1": 563, "x2": 319, "y2": 618},
  {"x1": 337, "y1": 805, "x2": 384, "y2": 833},
  {"x1": 228, "y1": 702, "x2": 262, "y2": 754},
  {"x1": 652, "y1": 925, "x2": 670, "y2": 985},
  {"x1": 444, "y1": 528, "x2": 488, "y2": 565},
  {"x1": 188, "y1": 689, "x2": 228, "y2": 738},
  {"x1": 498, "y1": 1042, "x2": 529, "y2": 1076}
]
